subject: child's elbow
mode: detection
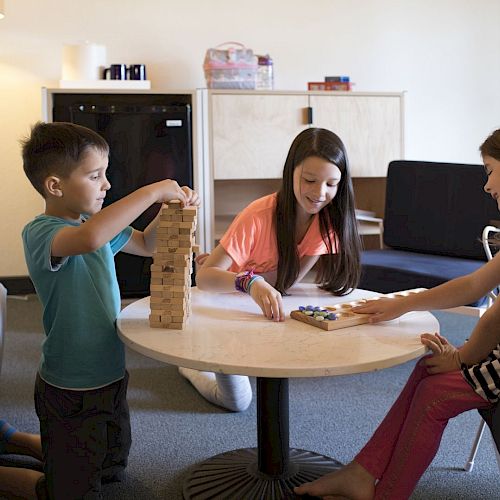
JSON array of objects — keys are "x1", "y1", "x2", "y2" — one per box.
[{"x1": 80, "y1": 231, "x2": 105, "y2": 254}]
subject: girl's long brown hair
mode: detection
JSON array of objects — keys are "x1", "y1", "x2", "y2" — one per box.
[{"x1": 274, "y1": 128, "x2": 361, "y2": 295}]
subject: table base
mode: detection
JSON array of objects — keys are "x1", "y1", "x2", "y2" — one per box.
[{"x1": 183, "y1": 447, "x2": 342, "y2": 500}]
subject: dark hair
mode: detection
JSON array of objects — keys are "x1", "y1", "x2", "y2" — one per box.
[
  {"x1": 480, "y1": 128, "x2": 500, "y2": 161},
  {"x1": 21, "y1": 121, "x2": 109, "y2": 197},
  {"x1": 274, "y1": 128, "x2": 361, "y2": 295},
  {"x1": 480, "y1": 129, "x2": 500, "y2": 248}
]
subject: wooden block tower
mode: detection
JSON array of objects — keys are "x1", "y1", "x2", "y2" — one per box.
[{"x1": 149, "y1": 200, "x2": 198, "y2": 329}]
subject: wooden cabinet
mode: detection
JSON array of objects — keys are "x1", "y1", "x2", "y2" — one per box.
[
  {"x1": 310, "y1": 94, "x2": 403, "y2": 177},
  {"x1": 199, "y1": 89, "x2": 404, "y2": 250},
  {"x1": 211, "y1": 93, "x2": 309, "y2": 179}
]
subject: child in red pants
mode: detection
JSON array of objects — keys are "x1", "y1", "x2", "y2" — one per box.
[{"x1": 295, "y1": 129, "x2": 500, "y2": 499}]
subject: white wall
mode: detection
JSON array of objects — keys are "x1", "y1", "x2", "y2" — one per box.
[{"x1": 1, "y1": 0, "x2": 499, "y2": 276}]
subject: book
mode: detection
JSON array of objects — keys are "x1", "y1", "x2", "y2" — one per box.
[
  {"x1": 325, "y1": 76, "x2": 350, "y2": 82},
  {"x1": 307, "y1": 81, "x2": 353, "y2": 91}
]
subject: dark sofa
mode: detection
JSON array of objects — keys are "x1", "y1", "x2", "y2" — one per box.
[{"x1": 359, "y1": 160, "x2": 499, "y2": 307}]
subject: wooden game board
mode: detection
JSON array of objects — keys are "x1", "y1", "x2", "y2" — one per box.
[{"x1": 290, "y1": 288, "x2": 426, "y2": 331}]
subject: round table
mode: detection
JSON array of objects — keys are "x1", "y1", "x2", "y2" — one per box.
[{"x1": 118, "y1": 284, "x2": 437, "y2": 499}]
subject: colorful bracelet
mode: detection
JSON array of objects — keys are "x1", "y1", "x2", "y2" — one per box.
[
  {"x1": 247, "y1": 275, "x2": 264, "y2": 294},
  {"x1": 235, "y1": 269, "x2": 263, "y2": 293}
]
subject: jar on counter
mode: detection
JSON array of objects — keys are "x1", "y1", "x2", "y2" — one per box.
[{"x1": 256, "y1": 54, "x2": 274, "y2": 90}]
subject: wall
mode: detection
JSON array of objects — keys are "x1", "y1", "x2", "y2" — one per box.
[{"x1": 1, "y1": 0, "x2": 499, "y2": 276}]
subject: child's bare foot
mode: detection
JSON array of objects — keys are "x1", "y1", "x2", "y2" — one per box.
[
  {"x1": 5, "y1": 431, "x2": 43, "y2": 461},
  {"x1": 294, "y1": 461, "x2": 375, "y2": 500}
]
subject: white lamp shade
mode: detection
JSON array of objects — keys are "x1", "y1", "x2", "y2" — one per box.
[{"x1": 0, "y1": 0, "x2": 4, "y2": 20}]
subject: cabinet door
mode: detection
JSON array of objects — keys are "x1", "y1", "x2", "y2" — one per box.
[
  {"x1": 310, "y1": 94, "x2": 403, "y2": 177},
  {"x1": 211, "y1": 93, "x2": 309, "y2": 179}
]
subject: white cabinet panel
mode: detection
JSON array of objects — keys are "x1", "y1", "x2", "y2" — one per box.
[
  {"x1": 310, "y1": 94, "x2": 403, "y2": 177},
  {"x1": 211, "y1": 93, "x2": 308, "y2": 179}
]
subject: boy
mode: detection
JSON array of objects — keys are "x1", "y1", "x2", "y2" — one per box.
[{"x1": 21, "y1": 121, "x2": 199, "y2": 499}]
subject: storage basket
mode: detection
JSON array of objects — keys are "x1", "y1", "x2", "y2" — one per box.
[{"x1": 203, "y1": 42, "x2": 257, "y2": 89}]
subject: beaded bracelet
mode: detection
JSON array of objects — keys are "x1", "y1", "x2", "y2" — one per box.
[{"x1": 235, "y1": 269, "x2": 264, "y2": 293}]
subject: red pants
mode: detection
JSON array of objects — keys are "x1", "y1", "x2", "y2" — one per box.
[{"x1": 355, "y1": 356, "x2": 492, "y2": 500}]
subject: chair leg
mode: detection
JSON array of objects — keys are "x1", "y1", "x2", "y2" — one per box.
[
  {"x1": 493, "y1": 433, "x2": 500, "y2": 473},
  {"x1": 464, "y1": 419, "x2": 487, "y2": 472}
]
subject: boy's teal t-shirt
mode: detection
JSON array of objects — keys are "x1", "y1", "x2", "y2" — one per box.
[{"x1": 22, "y1": 215, "x2": 133, "y2": 389}]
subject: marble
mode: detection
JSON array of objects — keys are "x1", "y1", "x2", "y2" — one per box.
[{"x1": 117, "y1": 284, "x2": 438, "y2": 378}]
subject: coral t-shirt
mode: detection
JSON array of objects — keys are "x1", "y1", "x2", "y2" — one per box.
[{"x1": 220, "y1": 193, "x2": 336, "y2": 273}]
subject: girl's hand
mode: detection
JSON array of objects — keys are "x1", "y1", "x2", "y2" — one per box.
[
  {"x1": 421, "y1": 332, "x2": 461, "y2": 374},
  {"x1": 352, "y1": 297, "x2": 409, "y2": 323},
  {"x1": 181, "y1": 186, "x2": 201, "y2": 207},
  {"x1": 248, "y1": 279, "x2": 285, "y2": 322}
]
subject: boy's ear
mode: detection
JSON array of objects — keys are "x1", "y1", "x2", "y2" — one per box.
[{"x1": 45, "y1": 176, "x2": 63, "y2": 197}]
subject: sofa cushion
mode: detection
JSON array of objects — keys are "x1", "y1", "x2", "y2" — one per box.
[
  {"x1": 360, "y1": 249, "x2": 487, "y2": 307},
  {"x1": 383, "y1": 161, "x2": 498, "y2": 259}
]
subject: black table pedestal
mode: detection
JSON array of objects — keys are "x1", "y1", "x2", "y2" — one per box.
[{"x1": 183, "y1": 377, "x2": 342, "y2": 499}]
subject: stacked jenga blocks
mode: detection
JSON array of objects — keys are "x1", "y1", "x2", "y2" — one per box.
[{"x1": 149, "y1": 200, "x2": 199, "y2": 329}]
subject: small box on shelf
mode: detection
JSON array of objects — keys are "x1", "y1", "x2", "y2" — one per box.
[{"x1": 307, "y1": 81, "x2": 353, "y2": 91}]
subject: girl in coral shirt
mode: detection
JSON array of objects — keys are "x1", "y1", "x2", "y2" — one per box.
[{"x1": 181, "y1": 128, "x2": 361, "y2": 411}]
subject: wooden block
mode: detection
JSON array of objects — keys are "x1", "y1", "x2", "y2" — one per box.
[
  {"x1": 158, "y1": 221, "x2": 196, "y2": 229},
  {"x1": 155, "y1": 248, "x2": 192, "y2": 256},
  {"x1": 150, "y1": 294, "x2": 175, "y2": 302}
]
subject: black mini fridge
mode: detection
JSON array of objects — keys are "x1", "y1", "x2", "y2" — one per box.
[{"x1": 52, "y1": 92, "x2": 193, "y2": 297}]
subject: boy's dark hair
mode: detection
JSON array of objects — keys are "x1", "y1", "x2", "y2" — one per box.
[
  {"x1": 275, "y1": 127, "x2": 361, "y2": 295},
  {"x1": 21, "y1": 121, "x2": 109, "y2": 197},
  {"x1": 480, "y1": 128, "x2": 500, "y2": 162}
]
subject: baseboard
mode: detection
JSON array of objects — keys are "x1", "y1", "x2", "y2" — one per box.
[{"x1": 0, "y1": 276, "x2": 36, "y2": 295}]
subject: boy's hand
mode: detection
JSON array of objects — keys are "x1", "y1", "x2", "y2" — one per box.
[
  {"x1": 155, "y1": 179, "x2": 187, "y2": 205},
  {"x1": 352, "y1": 297, "x2": 409, "y2": 323},
  {"x1": 181, "y1": 186, "x2": 200, "y2": 207},
  {"x1": 421, "y1": 332, "x2": 461, "y2": 373},
  {"x1": 249, "y1": 279, "x2": 285, "y2": 322}
]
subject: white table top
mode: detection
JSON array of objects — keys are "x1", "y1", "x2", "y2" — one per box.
[{"x1": 117, "y1": 284, "x2": 437, "y2": 378}]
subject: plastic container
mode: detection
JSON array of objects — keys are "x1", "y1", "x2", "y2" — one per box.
[
  {"x1": 203, "y1": 43, "x2": 257, "y2": 89},
  {"x1": 256, "y1": 55, "x2": 274, "y2": 90}
]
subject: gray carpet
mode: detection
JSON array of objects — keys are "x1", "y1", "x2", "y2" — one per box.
[{"x1": 1, "y1": 295, "x2": 498, "y2": 499}]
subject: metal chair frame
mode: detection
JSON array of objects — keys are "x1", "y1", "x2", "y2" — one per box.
[{"x1": 464, "y1": 226, "x2": 500, "y2": 471}]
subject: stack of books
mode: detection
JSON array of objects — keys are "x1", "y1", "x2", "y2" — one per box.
[{"x1": 308, "y1": 76, "x2": 353, "y2": 91}]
